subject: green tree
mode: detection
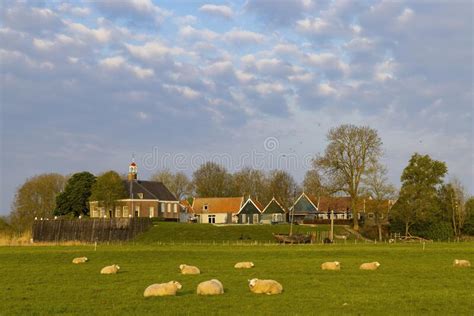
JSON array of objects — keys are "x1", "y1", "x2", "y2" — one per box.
[
  {"x1": 462, "y1": 197, "x2": 474, "y2": 235},
  {"x1": 151, "y1": 169, "x2": 193, "y2": 200},
  {"x1": 55, "y1": 172, "x2": 96, "y2": 217},
  {"x1": 90, "y1": 171, "x2": 126, "y2": 215},
  {"x1": 193, "y1": 162, "x2": 232, "y2": 197},
  {"x1": 10, "y1": 173, "x2": 66, "y2": 232},
  {"x1": 390, "y1": 153, "x2": 447, "y2": 237},
  {"x1": 314, "y1": 124, "x2": 383, "y2": 230}
]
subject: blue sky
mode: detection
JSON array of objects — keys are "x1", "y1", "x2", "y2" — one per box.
[{"x1": 1, "y1": 0, "x2": 473, "y2": 215}]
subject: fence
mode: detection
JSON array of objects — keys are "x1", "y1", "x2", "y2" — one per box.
[
  {"x1": 302, "y1": 219, "x2": 353, "y2": 225},
  {"x1": 32, "y1": 218, "x2": 152, "y2": 243}
]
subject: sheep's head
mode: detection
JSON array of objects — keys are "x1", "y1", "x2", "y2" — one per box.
[
  {"x1": 84, "y1": 257, "x2": 89, "y2": 262},
  {"x1": 179, "y1": 264, "x2": 186, "y2": 270},
  {"x1": 454, "y1": 259, "x2": 459, "y2": 265},
  {"x1": 374, "y1": 262, "x2": 381, "y2": 267},
  {"x1": 171, "y1": 281, "x2": 182, "y2": 290},
  {"x1": 248, "y1": 278, "x2": 258, "y2": 288},
  {"x1": 250, "y1": 262, "x2": 255, "y2": 267},
  {"x1": 335, "y1": 261, "x2": 340, "y2": 266},
  {"x1": 115, "y1": 265, "x2": 120, "y2": 270}
]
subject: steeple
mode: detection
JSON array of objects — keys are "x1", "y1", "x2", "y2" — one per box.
[{"x1": 128, "y1": 156, "x2": 138, "y2": 181}]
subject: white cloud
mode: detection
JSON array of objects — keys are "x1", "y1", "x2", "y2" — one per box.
[
  {"x1": 65, "y1": 21, "x2": 111, "y2": 43},
  {"x1": 136, "y1": 111, "x2": 150, "y2": 120},
  {"x1": 126, "y1": 41, "x2": 186, "y2": 61},
  {"x1": 397, "y1": 8, "x2": 414, "y2": 24},
  {"x1": 199, "y1": 4, "x2": 233, "y2": 19},
  {"x1": 100, "y1": 56, "x2": 154, "y2": 79},
  {"x1": 374, "y1": 59, "x2": 397, "y2": 82},
  {"x1": 33, "y1": 38, "x2": 55, "y2": 50},
  {"x1": 179, "y1": 25, "x2": 218, "y2": 41},
  {"x1": 163, "y1": 84, "x2": 200, "y2": 99},
  {"x1": 224, "y1": 28, "x2": 265, "y2": 44}
]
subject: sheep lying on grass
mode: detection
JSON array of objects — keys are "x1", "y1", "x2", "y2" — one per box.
[
  {"x1": 196, "y1": 279, "x2": 224, "y2": 295},
  {"x1": 100, "y1": 264, "x2": 120, "y2": 274},
  {"x1": 321, "y1": 261, "x2": 340, "y2": 270},
  {"x1": 72, "y1": 257, "x2": 88, "y2": 264},
  {"x1": 360, "y1": 262, "x2": 381, "y2": 270},
  {"x1": 453, "y1": 259, "x2": 471, "y2": 268},
  {"x1": 248, "y1": 278, "x2": 283, "y2": 295},
  {"x1": 144, "y1": 281, "x2": 182, "y2": 297},
  {"x1": 234, "y1": 261, "x2": 254, "y2": 269},
  {"x1": 179, "y1": 264, "x2": 200, "y2": 275}
]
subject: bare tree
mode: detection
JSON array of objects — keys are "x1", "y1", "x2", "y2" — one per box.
[
  {"x1": 445, "y1": 178, "x2": 468, "y2": 238},
  {"x1": 314, "y1": 124, "x2": 383, "y2": 230},
  {"x1": 266, "y1": 170, "x2": 297, "y2": 209},
  {"x1": 363, "y1": 164, "x2": 397, "y2": 241},
  {"x1": 151, "y1": 169, "x2": 192, "y2": 200},
  {"x1": 302, "y1": 169, "x2": 326, "y2": 197},
  {"x1": 10, "y1": 173, "x2": 66, "y2": 232},
  {"x1": 192, "y1": 162, "x2": 232, "y2": 197},
  {"x1": 231, "y1": 167, "x2": 267, "y2": 202}
]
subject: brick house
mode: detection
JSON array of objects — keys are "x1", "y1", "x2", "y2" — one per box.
[{"x1": 89, "y1": 160, "x2": 181, "y2": 220}]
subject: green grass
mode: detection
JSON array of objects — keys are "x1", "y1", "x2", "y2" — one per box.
[
  {"x1": 1, "y1": 243, "x2": 473, "y2": 315},
  {"x1": 136, "y1": 222, "x2": 349, "y2": 244}
]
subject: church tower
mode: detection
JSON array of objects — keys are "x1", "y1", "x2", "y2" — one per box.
[{"x1": 128, "y1": 158, "x2": 138, "y2": 181}]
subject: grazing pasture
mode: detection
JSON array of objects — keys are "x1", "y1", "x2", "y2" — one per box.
[{"x1": 1, "y1": 243, "x2": 473, "y2": 315}]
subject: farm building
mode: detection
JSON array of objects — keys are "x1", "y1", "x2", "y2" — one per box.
[
  {"x1": 89, "y1": 160, "x2": 181, "y2": 220},
  {"x1": 191, "y1": 197, "x2": 244, "y2": 224},
  {"x1": 260, "y1": 197, "x2": 287, "y2": 224},
  {"x1": 237, "y1": 198, "x2": 264, "y2": 224},
  {"x1": 290, "y1": 193, "x2": 319, "y2": 222}
]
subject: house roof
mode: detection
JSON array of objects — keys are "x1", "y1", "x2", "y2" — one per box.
[
  {"x1": 192, "y1": 197, "x2": 244, "y2": 214},
  {"x1": 262, "y1": 197, "x2": 286, "y2": 214},
  {"x1": 317, "y1": 196, "x2": 353, "y2": 212},
  {"x1": 237, "y1": 197, "x2": 264, "y2": 214},
  {"x1": 122, "y1": 180, "x2": 177, "y2": 201}
]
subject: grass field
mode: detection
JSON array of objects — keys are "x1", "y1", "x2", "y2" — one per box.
[
  {"x1": 135, "y1": 222, "x2": 350, "y2": 244},
  {"x1": 1, "y1": 242, "x2": 473, "y2": 315}
]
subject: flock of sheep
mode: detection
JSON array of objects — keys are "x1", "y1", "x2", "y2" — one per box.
[{"x1": 71, "y1": 256, "x2": 471, "y2": 297}]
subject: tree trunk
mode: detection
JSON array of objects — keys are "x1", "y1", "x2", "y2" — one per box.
[
  {"x1": 351, "y1": 197, "x2": 359, "y2": 231},
  {"x1": 377, "y1": 223, "x2": 382, "y2": 241},
  {"x1": 405, "y1": 222, "x2": 409, "y2": 237}
]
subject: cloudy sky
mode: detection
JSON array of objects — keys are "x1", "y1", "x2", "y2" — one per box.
[{"x1": 1, "y1": 0, "x2": 473, "y2": 215}]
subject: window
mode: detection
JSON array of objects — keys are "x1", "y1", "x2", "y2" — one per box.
[
  {"x1": 173, "y1": 204, "x2": 178, "y2": 213},
  {"x1": 92, "y1": 207, "x2": 99, "y2": 218},
  {"x1": 272, "y1": 214, "x2": 282, "y2": 222},
  {"x1": 203, "y1": 204, "x2": 208, "y2": 212},
  {"x1": 123, "y1": 206, "x2": 129, "y2": 217},
  {"x1": 368, "y1": 212, "x2": 374, "y2": 219},
  {"x1": 149, "y1": 206, "x2": 154, "y2": 217},
  {"x1": 100, "y1": 208, "x2": 105, "y2": 218},
  {"x1": 134, "y1": 206, "x2": 140, "y2": 217},
  {"x1": 138, "y1": 193, "x2": 144, "y2": 199},
  {"x1": 167, "y1": 203, "x2": 171, "y2": 213},
  {"x1": 160, "y1": 203, "x2": 166, "y2": 213},
  {"x1": 208, "y1": 215, "x2": 216, "y2": 224},
  {"x1": 115, "y1": 206, "x2": 121, "y2": 218}
]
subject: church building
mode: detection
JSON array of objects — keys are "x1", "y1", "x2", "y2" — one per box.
[{"x1": 89, "y1": 160, "x2": 181, "y2": 220}]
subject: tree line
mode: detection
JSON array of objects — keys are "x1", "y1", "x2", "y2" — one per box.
[{"x1": 4, "y1": 124, "x2": 474, "y2": 240}]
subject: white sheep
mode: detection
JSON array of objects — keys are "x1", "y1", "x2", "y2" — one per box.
[
  {"x1": 359, "y1": 262, "x2": 381, "y2": 270},
  {"x1": 143, "y1": 281, "x2": 182, "y2": 297},
  {"x1": 196, "y1": 279, "x2": 224, "y2": 295},
  {"x1": 453, "y1": 259, "x2": 471, "y2": 268},
  {"x1": 72, "y1": 257, "x2": 88, "y2": 264},
  {"x1": 100, "y1": 264, "x2": 120, "y2": 274},
  {"x1": 179, "y1": 264, "x2": 200, "y2": 275},
  {"x1": 321, "y1": 261, "x2": 341, "y2": 271},
  {"x1": 248, "y1": 278, "x2": 283, "y2": 295},
  {"x1": 234, "y1": 261, "x2": 255, "y2": 269}
]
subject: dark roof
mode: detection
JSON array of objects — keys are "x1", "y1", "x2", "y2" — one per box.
[{"x1": 123, "y1": 180, "x2": 177, "y2": 201}]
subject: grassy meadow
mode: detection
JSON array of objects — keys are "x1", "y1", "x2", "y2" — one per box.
[{"x1": 1, "y1": 241, "x2": 473, "y2": 315}]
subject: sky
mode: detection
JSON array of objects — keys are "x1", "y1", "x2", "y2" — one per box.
[{"x1": 0, "y1": 0, "x2": 473, "y2": 215}]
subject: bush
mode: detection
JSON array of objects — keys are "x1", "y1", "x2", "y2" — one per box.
[
  {"x1": 413, "y1": 221, "x2": 454, "y2": 241},
  {"x1": 461, "y1": 214, "x2": 474, "y2": 235}
]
